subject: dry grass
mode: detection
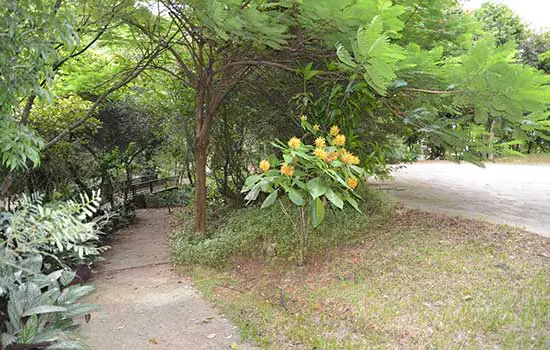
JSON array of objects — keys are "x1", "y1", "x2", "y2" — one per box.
[{"x1": 183, "y1": 207, "x2": 550, "y2": 349}]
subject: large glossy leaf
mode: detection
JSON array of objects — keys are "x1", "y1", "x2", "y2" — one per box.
[
  {"x1": 325, "y1": 189, "x2": 343, "y2": 209},
  {"x1": 23, "y1": 305, "x2": 68, "y2": 317},
  {"x1": 244, "y1": 184, "x2": 261, "y2": 201},
  {"x1": 345, "y1": 196, "x2": 361, "y2": 214},
  {"x1": 306, "y1": 178, "x2": 328, "y2": 199},
  {"x1": 261, "y1": 190, "x2": 278, "y2": 208},
  {"x1": 288, "y1": 189, "x2": 305, "y2": 206},
  {"x1": 310, "y1": 197, "x2": 325, "y2": 228}
]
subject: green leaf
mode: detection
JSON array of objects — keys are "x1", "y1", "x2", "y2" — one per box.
[
  {"x1": 23, "y1": 305, "x2": 68, "y2": 317},
  {"x1": 325, "y1": 189, "x2": 343, "y2": 209},
  {"x1": 261, "y1": 190, "x2": 278, "y2": 208},
  {"x1": 244, "y1": 184, "x2": 261, "y2": 202},
  {"x1": 336, "y1": 43, "x2": 356, "y2": 68},
  {"x1": 309, "y1": 197, "x2": 325, "y2": 228},
  {"x1": 19, "y1": 315, "x2": 38, "y2": 343},
  {"x1": 288, "y1": 189, "x2": 305, "y2": 206},
  {"x1": 346, "y1": 196, "x2": 361, "y2": 214},
  {"x1": 306, "y1": 178, "x2": 328, "y2": 199}
]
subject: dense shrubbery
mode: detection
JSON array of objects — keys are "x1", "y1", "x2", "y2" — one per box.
[
  {"x1": 171, "y1": 187, "x2": 391, "y2": 267},
  {"x1": 145, "y1": 188, "x2": 191, "y2": 209},
  {"x1": 0, "y1": 192, "x2": 106, "y2": 349}
]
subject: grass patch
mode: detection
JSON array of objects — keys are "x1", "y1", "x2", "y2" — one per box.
[
  {"x1": 492, "y1": 153, "x2": 550, "y2": 164},
  {"x1": 177, "y1": 205, "x2": 550, "y2": 349}
]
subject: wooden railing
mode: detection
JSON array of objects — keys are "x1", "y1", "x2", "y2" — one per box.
[{"x1": 115, "y1": 176, "x2": 179, "y2": 203}]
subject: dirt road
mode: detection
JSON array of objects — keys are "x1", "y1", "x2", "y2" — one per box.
[
  {"x1": 81, "y1": 209, "x2": 253, "y2": 349},
  {"x1": 377, "y1": 161, "x2": 550, "y2": 237}
]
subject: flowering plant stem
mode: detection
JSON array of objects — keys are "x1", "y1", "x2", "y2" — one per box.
[{"x1": 279, "y1": 199, "x2": 309, "y2": 265}]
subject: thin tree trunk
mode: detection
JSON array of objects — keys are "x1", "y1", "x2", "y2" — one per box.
[
  {"x1": 488, "y1": 119, "x2": 496, "y2": 160},
  {"x1": 194, "y1": 138, "x2": 208, "y2": 233}
]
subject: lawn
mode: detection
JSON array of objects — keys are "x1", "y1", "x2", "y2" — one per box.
[
  {"x1": 493, "y1": 153, "x2": 550, "y2": 164},
  {"x1": 181, "y1": 207, "x2": 550, "y2": 349}
]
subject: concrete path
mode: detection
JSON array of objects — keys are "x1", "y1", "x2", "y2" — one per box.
[
  {"x1": 375, "y1": 161, "x2": 550, "y2": 237},
  {"x1": 81, "y1": 209, "x2": 253, "y2": 349}
]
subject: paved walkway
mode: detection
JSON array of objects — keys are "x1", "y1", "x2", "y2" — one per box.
[
  {"x1": 81, "y1": 209, "x2": 252, "y2": 349},
  {"x1": 375, "y1": 161, "x2": 550, "y2": 237}
]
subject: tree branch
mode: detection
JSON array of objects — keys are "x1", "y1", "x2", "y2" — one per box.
[
  {"x1": 403, "y1": 87, "x2": 461, "y2": 95},
  {"x1": 44, "y1": 47, "x2": 165, "y2": 149},
  {"x1": 215, "y1": 60, "x2": 296, "y2": 75}
]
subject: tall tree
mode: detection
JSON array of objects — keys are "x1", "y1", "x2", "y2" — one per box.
[
  {"x1": 474, "y1": 1, "x2": 525, "y2": 46},
  {"x1": 132, "y1": 0, "x2": 550, "y2": 232}
]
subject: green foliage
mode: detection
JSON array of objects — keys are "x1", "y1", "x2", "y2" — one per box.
[
  {"x1": 0, "y1": 256, "x2": 97, "y2": 348},
  {"x1": 145, "y1": 188, "x2": 191, "y2": 209},
  {"x1": 448, "y1": 38, "x2": 550, "y2": 123},
  {"x1": 337, "y1": 15, "x2": 406, "y2": 96},
  {"x1": 0, "y1": 120, "x2": 43, "y2": 170},
  {"x1": 190, "y1": 0, "x2": 290, "y2": 49},
  {"x1": 0, "y1": 191, "x2": 104, "y2": 348},
  {"x1": 3, "y1": 191, "x2": 106, "y2": 266},
  {"x1": 30, "y1": 95, "x2": 99, "y2": 139},
  {"x1": 0, "y1": 0, "x2": 77, "y2": 112},
  {"x1": 474, "y1": 1, "x2": 525, "y2": 46},
  {"x1": 242, "y1": 120, "x2": 366, "y2": 230},
  {"x1": 519, "y1": 30, "x2": 550, "y2": 73},
  {"x1": 172, "y1": 187, "x2": 391, "y2": 267}
]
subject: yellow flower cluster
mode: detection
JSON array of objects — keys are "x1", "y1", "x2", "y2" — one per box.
[
  {"x1": 347, "y1": 177, "x2": 358, "y2": 189},
  {"x1": 259, "y1": 159, "x2": 270, "y2": 173},
  {"x1": 325, "y1": 151, "x2": 338, "y2": 163},
  {"x1": 313, "y1": 124, "x2": 320, "y2": 131},
  {"x1": 340, "y1": 149, "x2": 360, "y2": 165},
  {"x1": 313, "y1": 147, "x2": 327, "y2": 160},
  {"x1": 315, "y1": 137, "x2": 326, "y2": 148},
  {"x1": 330, "y1": 125, "x2": 340, "y2": 136},
  {"x1": 333, "y1": 134, "x2": 346, "y2": 147},
  {"x1": 288, "y1": 137, "x2": 301, "y2": 149},
  {"x1": 300, "y1": 115, "x2": 308, "y2": 121},
  {"x1": 280, "y1": 163, "x2": 295, "y2": 177}
]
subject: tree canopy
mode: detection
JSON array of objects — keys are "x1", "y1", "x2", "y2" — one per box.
[{"x1": 1, "y1": 0, "x2": 549, "y2": 231}]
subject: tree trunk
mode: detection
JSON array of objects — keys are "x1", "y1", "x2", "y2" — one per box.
[
  {"x1": 194, "y1": 137, "x2": 208, "y2": 233},
  {"x1": 488, "y1": 119, "x2": 496, "y2": 160}
]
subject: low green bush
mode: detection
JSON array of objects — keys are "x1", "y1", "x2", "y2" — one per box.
[
  {"x1": 0, "y1": 192, "x2": 105, "y2": 348},
  {"x1": 145, "y1": 187, "x2": 191, "y2": 209},
  {"x1": 171, "y1": 187, "x2": 392, "y2": 267}
]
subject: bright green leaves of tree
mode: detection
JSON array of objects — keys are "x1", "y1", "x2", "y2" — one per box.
[
  {"x1": 0, "y1": 0, "x2": 77, "y2": 111},
  {"x1": 188, "y1": 0, "x2": 290, "y2": 49},
  {"x1": 337, "y1": 15, "x2": 406, "y2": 96},
  {"x1": 0, "y1": 120, "x2": 43, "y2": 170},
  {"x1": 0, "y1": 0, "x2": 77, "y2": 172},
  {"x1": 448, "y1": 38, "x2": 550, "y2": 124},
  {"x1": 474, "y1": 1, "x2": 524, "y2": 47}
]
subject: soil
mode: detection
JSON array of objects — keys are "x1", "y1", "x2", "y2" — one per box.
[
  {"x1": 80, "y1": 208, "x2": 254, "y2": 350},
  {"x1": 374, "y1": 161, "x2": 550, "y2": 237}
]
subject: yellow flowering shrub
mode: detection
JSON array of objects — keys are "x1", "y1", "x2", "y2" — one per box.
[
  {"x1": 280, "y1": 163, "x2": 295, "y2": 177},
  {"x1": 333, "y1": 134, "x2": 346, "y2": 146},
  {"x1": 242, "y1": 118, "x2": 366, "y2": 230},
  {"x1": 315, "y1": 137, "x2": 326, "y2": 148},
  {"x1": 288, "y1": 137, "x2": 301, "y2": 149},
  {"x1": 259, "y1": 159, "x2": 270, "y2": 173}
]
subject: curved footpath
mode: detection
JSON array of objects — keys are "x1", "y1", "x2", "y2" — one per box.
[
  {"x1": 80, "y1": 208, "x2": 253, "y2": 349},
  {"x1": 375, "y1": 161, "x2": 550, "y2": 237}
]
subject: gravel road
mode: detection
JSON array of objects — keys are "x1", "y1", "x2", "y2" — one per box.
[{"x1": 377, "y1": 161, "x2": 550, "y2": 237}]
